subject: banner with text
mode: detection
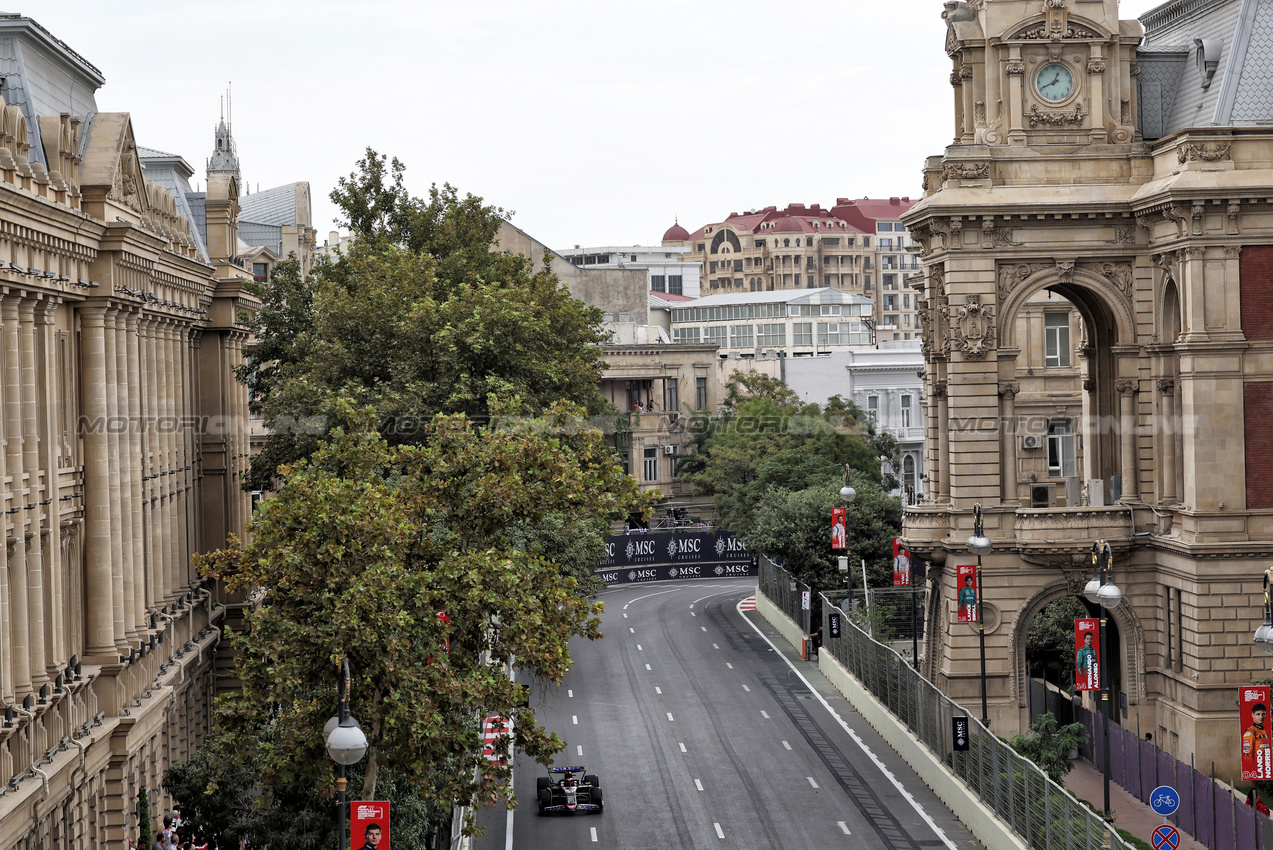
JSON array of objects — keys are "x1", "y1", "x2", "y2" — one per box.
[
  {"x1": 956, "y1": 565, "x2": 978, "y2": 623},
  {"x1": 350, "y1": 801, "x2": 390, "y2": 850},
  {"x1": 1241, "y1": 685, "x2": 1272, "y2": 781},
  {"x1": 596, "y1": 530, "x2": 751, "y2": 569},
  {"x1": 1074, "y1": 618, "x2": 1100, "y2": 691},
  {"x1": 594, "y1": 560, "x2": 757, "y2": 586},
  {"x1": 892, "y1": 538, "x2": 911, "y2": 587}
]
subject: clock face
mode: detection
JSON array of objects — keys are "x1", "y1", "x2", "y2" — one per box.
[{"x1": 1036, "y1": 64, "x2": 1074, "y2": 101}]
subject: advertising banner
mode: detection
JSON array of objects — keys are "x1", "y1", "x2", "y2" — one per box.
[
  {"x1": 956, "y1": 565, "x2": 978, "y2": 623},
  {"x1": 892, "y1": 538, "x2": 911, "y2": 587},
  {"x1": 1074, "y1": 618, "x2": 1100, "y2": 691},
  {"x1": 831, "y1": 508, "x2": 847, "y2": 550},
  {"x1": 596, "y1": 530, "x2": 750, "y2": 569},
  {"x1": 593, "y1": 560, "x2": 757, "y2": 586},
  {"x1": 1241, "y1": 685, "x2": 1273, "y2": 781},
  {"x1": 350, "y1": 801, "x2": 390, "y2": 850}
]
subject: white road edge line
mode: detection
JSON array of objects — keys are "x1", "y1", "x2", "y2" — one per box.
[
  {"x1": 695, "y1": 778, "x2": 704, "y2": 791},
  {"x1": 714, "y1": 823, "x2": 725, "y2": 839},
  {"x1": 735, "y1": 598, "x2": 960, "y2": 850},
  {"x1": 838, "y1": 821, "x2": 851, "y2": 835},
  {"x1": 506, "y1": 807, "x2": 514, "y2": 850}
]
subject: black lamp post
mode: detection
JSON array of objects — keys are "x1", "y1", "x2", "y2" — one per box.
[
  {"x1": 1254, "y1": 568, "x2": 1273, "y2": 656},
  {"x1": 967, "y1": 503, "x2": 992, "y2": 727},
  {"x1": 325, "y1": 659, "x2": 368, "y2": 850},
  {"x1": 1083, "y1": 540, "x2": 1122, "y2": 818}
]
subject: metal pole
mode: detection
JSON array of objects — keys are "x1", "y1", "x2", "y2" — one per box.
[
  {"x1": 1100, "y1": 555, "x2": 1111, "y2": 818},
  {"x1": 337, "y1": 660, "x2": 350, "y2": 850},
  {"x1": 977, "y1": 551, "x2": 988, "y2": 727},
  {"x1": 911, "y1": 581, "x2": 919, "y2": 669}
]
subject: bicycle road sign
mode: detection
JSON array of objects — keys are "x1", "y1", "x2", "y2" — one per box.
[
  {"x1": 1150, "y1": 785, "x2": 1180, "y2": 817},
  {"x1": 1152, "y1": 824, "x2": 1180, "y2": 850}
]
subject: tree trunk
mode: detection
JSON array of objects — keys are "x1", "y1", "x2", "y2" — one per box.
[{"x1": 363, "y1": 748, "x2": 380, "y2": 801}]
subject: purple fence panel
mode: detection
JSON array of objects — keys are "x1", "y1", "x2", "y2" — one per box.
[
  {"x1": 1159, "y1": 749, "x2": 1177, "y2": 802},
  {"x1": 1216, "y1": 785, "x2": 1237, "y2": 850},
  {"x1": 1111, "y1": 725, "x2": 1126, "y2": 785},
  {"x1": 1123, "y1": 727, "x2": 1141, "y2": 800},
  {"x1": 1179, "y1": 766, "x2": 1196, "y2": 837},
  {"x1": 1139, "y1": 741, "x2": 1158, "y2": 803},
  {"x1": 1237, "y1": 799, "x2": 1258, "y2": 850},
  {"x1": 1199, "y1": 769, "x2": 1217, "y2": 850}
]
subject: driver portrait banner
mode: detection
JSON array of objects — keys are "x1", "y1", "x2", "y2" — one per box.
[
  {"x1": 831, "y1": 508, "x2": 847, "y2": 550},
  {"x1": 350, "y1": 801, "x2": 390, "y2": 850},
  {"x1": 1241, "y1": 685, "x2": 1273, "y2": 781},
  {"x1": 1074, "y1": 618, "x2": 1100, "y2": 691},
  {"x1": 892, "y1": 538, "x2": 911, "y2": 587},
  {"x1": 956, "y1": 565, "x2": 977, "y2": 623}
]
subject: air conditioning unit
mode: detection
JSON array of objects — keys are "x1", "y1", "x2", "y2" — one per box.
[
  {"x1": 663, "y1": 445, "x2": 678, "y2": 455},
  {"x1": 1030, "y1": 483, "x2": 1057, "y2": 508},
  {"x1": 1021, "y1": 434, "x2": 1045, "y2": 450}
]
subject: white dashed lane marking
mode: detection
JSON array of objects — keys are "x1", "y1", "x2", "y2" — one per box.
[
  {"x1": 760, "y1": 711, "x2": 770, "y2": 719},
  {"x1": 694, "y1": 779, "x2": 704, "y2": 791},
  {"x1": 838, "y1": 822, "x2": 851, "y2": 835},
  {"x1": 637, "y1": 645, "x2": 643, "y2": 651},
  {"x1": 567, "y1": 690, "x2": 573, "y2": 698},
  {"x1": 655, "y1": 687, "x2": 662, "y2": 694},
  {"x1": 591, "y1": 826, "x2": 598, "y2": 842},
  {"x1": 726, "y1": 663, "x2": 733, "y2": 669},
  {"x1": 782, "y1": 741, "x2": 791, "y2": 750},
  {"x1": 667, "y1": 712, "x2": 675, "y2": 722},
  {"x1": 577, "y1": 745, "x2": 583, "y2": 755},
  {"x1": 712, "y1": 643, "x2": 719, "y2": 649},
  {"x1": 701, "y1": 626, "x2": 707, "y2": 632},
  {"x1": 645, "y1": 664, "x2": 651, "y2": 670},
  {"x1": 714, "y1": 823, "x2": 725, "y2": 839},
  {"x1": 742, "y1": 684, "x2": 750, "y2": 692},
  {"x1": 679, "y1": 742, "x2": 686, "y2": 752},
  {"x1": 572, "y1": 716, "x2": 578, "y2": 725},
  {"x1": 629, "y1": 628, "x2": 635, "y2": 633},
  {"x1": 807, "y1": 777, "x2": 819, "y2": 789}
]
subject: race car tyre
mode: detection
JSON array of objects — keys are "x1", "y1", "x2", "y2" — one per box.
[
  {"x1": 593, "y1": 785, "x2": 603, "y2": 806},
  {"x1": 584, "y1": 773, "x2": 599, "y2": 787},
  {"x1": 536, "y1": 777, "x2": 550, "y2": 793},
  {"x1": 538, "y1": 787, "x2": 551, "y2": 814}
]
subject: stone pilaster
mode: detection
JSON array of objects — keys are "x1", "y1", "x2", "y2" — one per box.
[
  {"x1": 79, "y1": 305, "x2": 118, "y2": 662},
  {"x1": 3, "y1": 294, "x2": 31, "y2": 694},
  {"x1": 1158, "y1": 377, "x2": 1178, "y2": 504},
  {"x1": 999, "y1": 383, "x2": 1019, "y2": 503},
  {"x1": 102, "y1": 305, "x2": 126, "y2": 652},
  {"x1": 1116, "y1": 378, "x2": 1139, "y2": 500},
  {"x1": 18, "y1": 295, "x2": 47, "y2": 686},
  {"x1": 112, "y1": 308, "x2": 137, "y2": 640},
  {"x1": 126, "y1": 311, "x2": 146, "y2": 626}
]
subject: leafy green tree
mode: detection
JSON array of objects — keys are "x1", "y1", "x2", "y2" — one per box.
[
  {"x1": 198, "y1": 402, "x2": 650, "y2": 828},
  {"x1": 1010, "y1": 711, "x2": 1088, "y2": 783},
  {"x1": 137, "y1": 788, "x2": 152, "y2": 850},
  {"x1": 1026, "y1": 596, "x2": 1090, "y2": 688}
]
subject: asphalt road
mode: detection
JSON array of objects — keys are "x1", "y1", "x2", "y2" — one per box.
[{"x1": 474, "y1": 580, "x2": 985, "y2": 850}]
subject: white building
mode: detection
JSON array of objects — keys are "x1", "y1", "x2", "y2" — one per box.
[
  {"x1": 557, "y1": 245, "x2": 702, "y2": 298},
  {"x1": 669, "y1": 288, "x2": 872, "y2": 357}
]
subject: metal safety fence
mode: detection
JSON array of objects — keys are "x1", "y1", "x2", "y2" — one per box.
[
  {"x1": 758, "y1": 557, "x2": 811, "y2": 636},
  {"x1": 757, "y1": 559, "x2": 1134, "y2": 850}
]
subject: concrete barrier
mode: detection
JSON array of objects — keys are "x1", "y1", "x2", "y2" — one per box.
[{"x1": 756, "y1": 592, "x2": 1027, "y2": 850}]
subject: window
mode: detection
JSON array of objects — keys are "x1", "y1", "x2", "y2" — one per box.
[
  {"x1": 807, "y1": 275, "x2": 815, "y2": 287},
  {"x1": 730, "y1": 324, "x2": 754, "y2": 348},
  {"x1": 709, "y1": 261, "x2": 718, "y2": 273},
  {"x1": 644, "y1": 447, "x2": 659, "y2": 482},
  {"x1": 668, "y1": 275, "x2": 683, "y2": 295},
  {"x1": 665, "y1": 379, "x2": 679, "y2": 412},
  {"x1": 817, "y1": 322, "x2": 843, "y2": 345},
  {"x1": 696, "y1": 377, "x2": 708, "y2": 410},
  {"x1": 903, "y1": 455, "x2": 917, "y2": 501},
  {"x1": 879, "y1": 238, "x2": 894, "y2": 249},
  {"x1": 884, "y1": 274, "x2": 896, "y2": 289},
  {"x1": 793, "y1": 322, "x2": 813, "y2": 346},
  {"x1": 1045, "y1": 313, "x2": 1071, "y2": 367},
  {"x1": 867, "y1": 396, "x2": 879, "y2": 423},
  {"x1": 884, "y1": 295, "x2": 896, "y2": 311},
  {"x1": 704, "y1": 326, "x2": 727, "y2": 346},
  {"x1": 253, "y1": 262, "x2": 269, "y2": 283},
  {"x1": 1048, "y1": 420, "x2": 1076, "y2": 478},
  {"x1": 754, "y1": 238, "x2": 767, "y2": 248},
  {"x1": 877, "y1": 222, "x2": 892, "y2": 232},
  {"x1": 900, "y1": 394, "x2": 912, "y2": 428},
  {"x1": 651, "y1": 274, "x2": 666, "y2": 292},
  {"x1": 903, "y1": 294, "x2": 910, "y2": 308},
  {"x1": 904, "y1": 314, "x2": 911, "y2": 327},
  {"x1": 667, "y1": 444, "x2": 681, "y2": 479},
  {"x1": 733, "y1": 259, "x2": 743, "y2": 272},
  {"x1": 756, "y1": 324, "x2": 785, "y2": 347},
  {"x1": 821, "y1": 237, "x2": 840, "y2": 247},
  {"x1": 673, "y1": 327, "x2": 700, "y2": 344}
]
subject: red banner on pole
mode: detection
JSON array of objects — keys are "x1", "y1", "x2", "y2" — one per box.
[
  {"x1": 350, "y1": 801, "x2": 390, "y2": 850},
  {"x1": 956, "y1": 565, "x2": 977, "y2": 623},
  {"x1": 1241, "y1": 685, "x2": 1273, "y2": 781},
  {"x1": 1074, "y1": 618, "x2": 1100, "y2": 691},
  {"x1": 892, "y1": 538, "x2": 911, "y2": 587},
  {"x1": 831, "y1": 508, "x2": 847, "y2": 550}
]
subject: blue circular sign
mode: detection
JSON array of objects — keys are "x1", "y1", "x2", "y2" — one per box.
[
  {"x1": 1152, "y1": 824, "x2": 1180, "y2": 850},
  {"x1": 1150, "y1": 786, "x2": 1180, "y2": 817}
]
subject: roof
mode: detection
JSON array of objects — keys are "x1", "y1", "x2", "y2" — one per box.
[
  {"x1": 682, "y1": 200, "x2": 890, "y2": 242},
  {"x1": 670, "y1": 287, "x2": 873, "y2": 309},
  {"x1": 239, "y1": 182, "x2": 302, "y2": 227},
  {"x1": 663, "y1": 222, "x2": 690, "y2": 241},
  {"x1": 650, "y1": 291, "x2": 696, "y2": 309},
  {"x1": 141, "y1": 158, "x2": 209, "y2": 260},
  {"x1": 830, "y1": 197, "x2": 917, "y2": 231}
]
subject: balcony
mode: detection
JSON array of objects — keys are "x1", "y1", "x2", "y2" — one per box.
[{"x1": 902, "y1": 504, "x2": 1136, "y2": 558}]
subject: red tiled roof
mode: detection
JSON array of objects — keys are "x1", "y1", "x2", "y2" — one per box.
[
  {"x1": 680, "y1": 199, "x2": 891, "y2": 241},
  {"x1": 662, "y1": 222, "x2": 690, "y2": 241},
  {"x1": 651, "y1": 290, "x2": 696, "y2": 302},
  {"x1": 830, "y1": 197, "x2": 916, "y2": 231}
]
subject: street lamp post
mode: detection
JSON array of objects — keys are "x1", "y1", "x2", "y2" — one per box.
[
  {"x1": 1254, "y1": 568, "x2": 1273, "y2": 657},
  {"x1": 1084, "y1": 540, "x2": 1122, "y2": 819},
  {"x1": 840, "y1": 479, "x2": 857, "y2": 604},
  {"x1": 326, "y1": 659, "x2": 369, "y2": 850},
  {"x1": 967, "y1": 503, "x2": 993, "y2": 727}
]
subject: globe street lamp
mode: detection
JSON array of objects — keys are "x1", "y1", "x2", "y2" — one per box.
[
  {"x1": 967, "y1": 504, "x2": 993, "y2": 726},
  {"x1": 1254, "y1": 568, "x2": 1273, "y2": 656},
  {"x1": 1085, "y1": 540, "x2": 1121, "y2": 818},
  {"x1": 326, "y1": 659, "x2": 368, "y2": 850},
  {"x1": 840, "y1": 477, "x2": 857, "y2": 603}
]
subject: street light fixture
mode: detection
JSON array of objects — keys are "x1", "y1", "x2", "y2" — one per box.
[
  {"x1": 326, "y1": 659, "x2": 368, "y2": 850},
  {"x1": 1087, "y1": 540, "x2": 1120, "y2": 819},
  {"x1": 967, "y1": 503, "x2": 992, "y2": 726},
  {"x1": 1254, "y1": 569, "x2": 1273, "y2": 656}
]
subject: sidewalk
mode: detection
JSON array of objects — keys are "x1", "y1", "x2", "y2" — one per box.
[{"x1": 1064, "y1": 758, "x2": 1206, "y2": 850}]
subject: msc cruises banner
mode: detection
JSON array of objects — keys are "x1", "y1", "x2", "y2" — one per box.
[{"x1": 594, "y1": 530, "x2": 756, "y2": 585}]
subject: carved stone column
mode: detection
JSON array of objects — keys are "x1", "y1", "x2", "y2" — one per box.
[
  {"x1": 142, "y1": 315, "x2": 163, "y2": 606},
  {"x1": 1006, "y1": 50, "x2": 1026, "y2": 143},
  {"x1": 162, "y1": 321, "x2": 178, "y2": 601},
  {"x1": 999, "y1": 383, "x2": 1020, "y2": 504},
  {"x1": 1158, "y1": 378, "x2": 1178, "y2": 504},
  {"x1": 935, "y1": 380, "x2": 950, "y2": 503},
  {"x1": 112, "y1": 307, "x2": 137, "y2": 640},
  {"x1": 1116, "y1": 379, "x2": 1139, "y2": 501},
  {"x1": 79, "y1": 305, "x2": 118, "y2": 662},
  {"x1": 3, "y1": 294, "x2": 31, "y2": 693},
  {"x1": 103, "y1": 305, "x2": 127, "y2": 651},
  {"x1": 19, "y1": 295, "x2": 47, "y2": 684},
  {"x1": 126, "y1": 311, "x2": 146, "y2": 623},
  {"x1": 1086, "y1": 48, "x2": 1107, "y2": 144},
  {"x1": 36, "y1": 299, "x2": 65, "y2": 674}
]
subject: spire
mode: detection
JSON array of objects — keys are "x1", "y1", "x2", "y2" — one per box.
[{"x1": 207, "y1": 85, "x2": 241, "y2": 195}]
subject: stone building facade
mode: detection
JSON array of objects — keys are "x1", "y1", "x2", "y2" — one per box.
[
  {"x1": 0, "y1": 14, "x2": 256, "y2": 847},
  {"x1": 902, "y1": 0, "x2": 1273, "y2": 777}
]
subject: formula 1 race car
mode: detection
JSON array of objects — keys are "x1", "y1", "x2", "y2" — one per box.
[{"x1": 536, "y1": 766, "x2": 603, "y2": 815}]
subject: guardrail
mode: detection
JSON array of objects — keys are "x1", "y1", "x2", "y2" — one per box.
[{"x1": 756, "y1": 557, "x2": 1133, "y2": 850}]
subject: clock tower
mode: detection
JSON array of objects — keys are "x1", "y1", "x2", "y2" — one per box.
[{"x1": 943, "y1": 0, "x2": 1142, "y2": 147}]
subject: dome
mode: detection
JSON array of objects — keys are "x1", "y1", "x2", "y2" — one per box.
[
  {"x1": 662, "y1": 222, "x2": 690, "y2": 242},
  {"x1": 771, "y1": 217, "x2": 804, "y2": 233}
]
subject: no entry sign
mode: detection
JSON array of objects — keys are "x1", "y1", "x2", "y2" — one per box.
[{"x1": 1151, "y1": 824, "x2": 1180, "y2": 850}]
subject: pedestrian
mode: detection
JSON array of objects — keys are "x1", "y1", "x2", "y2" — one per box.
[{"x1": 807, "y1": 624, "x2": 823, "y2": 660}]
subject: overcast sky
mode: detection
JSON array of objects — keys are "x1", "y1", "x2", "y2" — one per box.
[{"x1": 42, "y1": 0, "x2": 1162, "y2": 250}]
